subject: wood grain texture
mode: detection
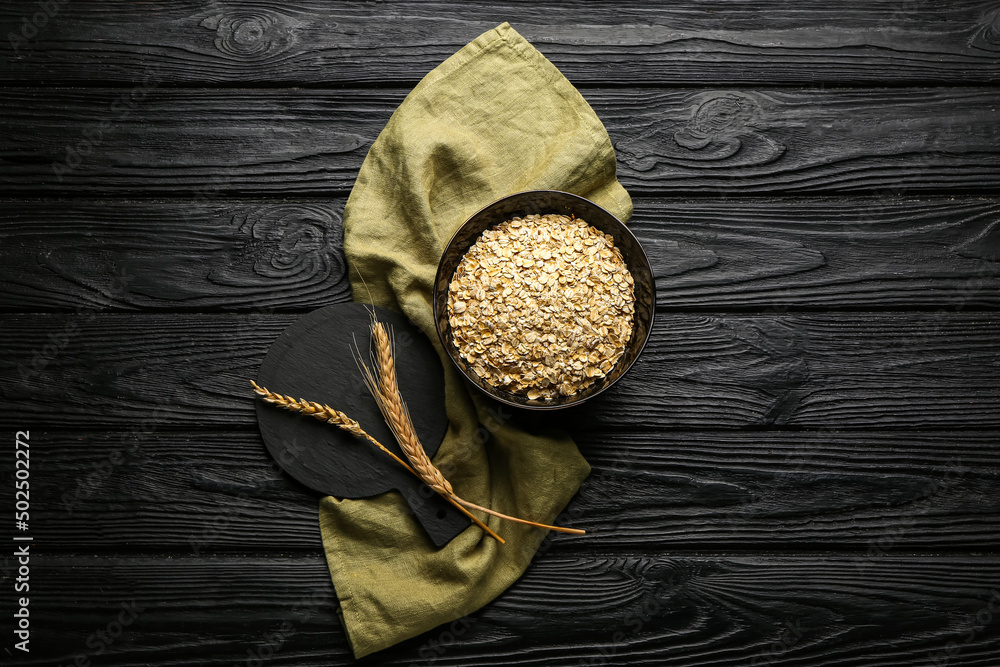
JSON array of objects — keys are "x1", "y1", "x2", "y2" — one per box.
[
  {"x1": 2, "y1": 1, "x2": 1000, "y2": 86},
  {"x1": 2, "y1": 313, "x2": 996, "y2": 429},
  {"x1": 2, "y1": 197, "x2": 998, "y2": 312},
  {"x1": 632, "y1": 197, "x2": 1000, "y2": 310},
  {"x1": 13, "y1": 554, "x2": 1000, "y2": 666},
  {"x1": 0, "y1": 200, "x2": 350, "y2": 311},
  {"x1": 569, "y1": 313, "x2": 1000, "y2": 430},
  {"x1": 3, "y1": 2, "x2": 1000, "y2": 665},
  {"x1": 22, "y1": 429, "x2": 1000, "y2": 553},
  {"x1": 2, "y1": 88, "x2": 999, "y2": 196}
]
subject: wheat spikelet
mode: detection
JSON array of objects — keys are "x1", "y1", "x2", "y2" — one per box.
[
  {"x1": 253, "y1": 311, "x2": 585, "y2": 540},
  {"x1": 360, "y1": 320, "x2": 585, "y2": 537},
  {"x1": 250, "y1": 380, "x2": 412, "y2": 471},
  {"x1": 363, "y1": 322, "x2": 454, "y2": 496},
  {"x1": 251, "y1": 379, "x2": 364, "y2": 434},
  {"x1": 252, "y1": 379, "x2": 504, "y2": 542}
]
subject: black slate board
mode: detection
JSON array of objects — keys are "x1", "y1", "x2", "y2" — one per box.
[{"x1": 254, "y1": 303, "x2": 469, "y2": 547}]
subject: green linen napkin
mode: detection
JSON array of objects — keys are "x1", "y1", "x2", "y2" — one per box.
[{"x1": 319, "y1": 22, "x2": 632, "y2": 658}]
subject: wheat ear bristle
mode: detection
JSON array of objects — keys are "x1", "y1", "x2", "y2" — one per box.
[
  {"x1": 250, "y1": 380, "x2": 413, "y2": 472},
  {"x1": 363, "y1": 320, "x2": 585, "y2": 539},
  {"x1": 365, "y1": 322, "x2": 453, "y2": 495},
  {"x1": 252, "y1": 379, "x2": 503, "y2": 543},
  {"x1": 357, "y1": 324, "x2": 507, "y2": 541}
]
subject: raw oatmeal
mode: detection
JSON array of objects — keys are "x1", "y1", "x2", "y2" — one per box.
[{"x1": 447, "y1": 213, "x2": 635, "y2": 400}]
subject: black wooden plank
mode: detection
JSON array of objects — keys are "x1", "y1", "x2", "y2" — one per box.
[
  {"x1": 2, "y1": 313, "x2": 996, "y2": 430},
  {"x1": 2, "y1": 197, "x2": 998, "y2": 312},
  {"x1": 2, "y1": 1, "x2": 1000, "y2": 86},
  {"x1": 572, "y1": 312, "x2": 1000, "y2": 430},
  {"x1": 13, "y1": 554, "x2": 1000, "y2": 666},
  {"x1": 630, "y1": 197, "x2": 1000, "y2": 310},
  {"x1": 2, "y1": 88, "x2": 999, "y2": 196},
  {"x1": 0, "y1": 200, "x2": 352, "y2": 312},
  {"x1": 19, "y1": 429, "x2": 1000, "y2": 553}
]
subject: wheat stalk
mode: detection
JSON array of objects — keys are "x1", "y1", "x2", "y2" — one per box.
[
  {"x1": 251, "y1": 317, "x2": 586, "y2": 541},
  {"x1": 250, "y1": 380, "x2": 415, "y2": 473},
  {"x1": 251, "y1": 379, "x2": 503, "y2": 542},
  {"x1": 359, "y1": 319, "x2": 585, "y2": 537},
  {"x1": 361, "y1": 322, "x2": 454, "y2": 496}
]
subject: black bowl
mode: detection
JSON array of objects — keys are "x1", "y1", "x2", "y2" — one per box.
[{"x1": 432, "y1": 190, "x2": 655, "y2": 410}]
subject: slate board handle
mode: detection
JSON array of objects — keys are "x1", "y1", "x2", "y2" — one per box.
[{"x1": 397, "y1": 482, "x2": 472, "y2": 548}]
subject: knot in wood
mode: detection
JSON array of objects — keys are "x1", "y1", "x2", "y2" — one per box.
[
  {"x1": 240, "y1": 205, "x2": 345, "y2": 284},
  {"x1": 199, "y1": 11, "x2": 296, "y2": 61}
]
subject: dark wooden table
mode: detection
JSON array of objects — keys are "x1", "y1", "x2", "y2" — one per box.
[{"x1": 3, "y1": 3, "x2": 1000, "y2": 665}]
